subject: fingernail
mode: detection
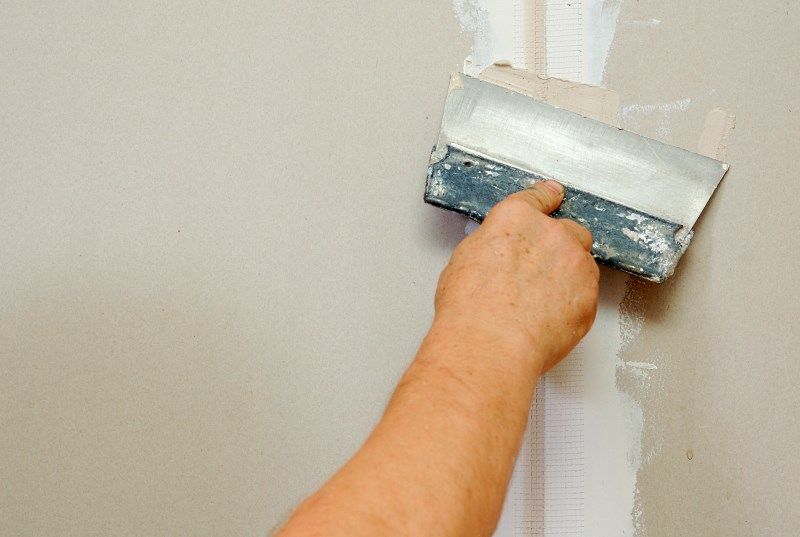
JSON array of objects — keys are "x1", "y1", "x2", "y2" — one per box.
[{"x1": 541, "y1": 180, "x2": 564, "y2": 195}]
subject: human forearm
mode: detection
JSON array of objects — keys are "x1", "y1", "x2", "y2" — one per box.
[
  {"x1": 280, "y1": 316, "x2": 542, "y2": 536},
  {"x1": 278, "y1": 181, "x2": 599, "y2": 536},
  {"x1": 375, "y1": 315, "x2": 544, "y2": 533}
]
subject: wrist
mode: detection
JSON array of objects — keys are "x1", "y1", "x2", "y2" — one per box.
[{"x1": 425, "y1": 311, "x2": 545, "y2": 379}]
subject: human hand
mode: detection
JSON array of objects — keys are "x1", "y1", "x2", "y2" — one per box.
[{"x1": 433, "y1": 181, "x2": 600, "y2": 373}]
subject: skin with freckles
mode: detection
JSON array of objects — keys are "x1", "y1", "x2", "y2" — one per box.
[
  {"x1": 436, "y1": 181, "x2": 599, "y2": 373},
  {"x1": 278, "y1": 181, "x2": 599, "y2": 537}
]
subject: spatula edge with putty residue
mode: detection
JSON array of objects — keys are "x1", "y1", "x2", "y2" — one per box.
[{"x1": 424, "y1": 73, "x2": 729, "y2": 283}]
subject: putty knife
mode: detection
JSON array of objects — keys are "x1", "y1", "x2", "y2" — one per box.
[{"x1": 424, "y1": 74, "x2": 729, "y2": 282}]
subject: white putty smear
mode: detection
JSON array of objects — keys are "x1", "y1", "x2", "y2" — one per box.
[
  {"x1": 452, "y1": 0, "x2": 493, "y2": 76},
  {"x1": 619, "y1": 92, "x2": 735, "y2": 152},
  {"x1": 582, "y1": 0, "x2": 623, "y2": 86},
  {"x1": 621, "y1": 98, "x2": 696, "y2": 140},
  {"x1": 448, "y1": 1, "x2": 644, "y2": 535},
  {"x1": 452, "y1": 0, "x2": 621, "y2": 85},
  {"x1": 621, "y1": 97, "x2": 694, "y2": 117},
  {"x1": 623, "y1": 18, "x2": 663, "y2": 28},
  {"x1": 625, "y1": 361, "x2": 658, "y2": 370},
  {"x1": 446, "y1": 2, "x2": 725, "y2": 535}
]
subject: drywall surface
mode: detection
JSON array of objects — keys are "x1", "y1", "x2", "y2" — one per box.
[
  {"x1": 0, "y1": 2, "x2": 468, "y2": 535},
  {"x1": 606, "y1": 1, "x2": 800, "y2": 535},
  {"x1": 3, "y1": 1, "x2": 799, "y2": 536}
]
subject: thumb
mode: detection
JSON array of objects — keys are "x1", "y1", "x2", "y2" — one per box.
[{"x1": 512, "y1": 180, "x2": 564, "y2": 214}]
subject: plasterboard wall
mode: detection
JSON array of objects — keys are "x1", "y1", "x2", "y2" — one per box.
[
  {"x1": 1, "y1": 1, "x2": 798, "y2": 536},
  {"x1": 0, "y1": 2, "x2": 467, "y2": 535},
  {"x1": 608, "y1": 1, "x2": 800, "y2": 534}
]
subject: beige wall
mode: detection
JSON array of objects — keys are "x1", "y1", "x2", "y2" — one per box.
[
  {"x1": 609, "y1": 1, "x2": 800, "y2": 534},
  {"x1": 2, "y1": 1, "x2": 799, "y2": 535},
  {"x1": 0, "y1": 2, "x2": 466, "y2": 534}
]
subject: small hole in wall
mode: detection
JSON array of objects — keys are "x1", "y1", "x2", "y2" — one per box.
[{"x1": 463, "y1": 161, "x2": 474, "y2": 167}]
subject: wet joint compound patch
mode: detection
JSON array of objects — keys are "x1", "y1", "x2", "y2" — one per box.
[{"x1": 445, "y1": 1, "x2": 736, "y2": 536}]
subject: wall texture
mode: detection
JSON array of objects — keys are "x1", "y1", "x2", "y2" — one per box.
[
  {"x1": 2, "y1": 1, "x2": 798, "y2": 536},
  {"x1": 0, "y1": 2, "x2": 467, "y2": 534},
  {"x1": 607, "y1": 1, "x2": 800, "y2": 535}
]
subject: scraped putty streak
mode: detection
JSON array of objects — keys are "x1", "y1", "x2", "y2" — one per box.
[
  {"x1": 449, "y1": 2, "x2": 641, "y2": 536},
  {"x1": 453, "y1": 0, "x2": 622, "y2": 85},
  {"x1": 451, "y1": 0, "x2": 494, "y2": 76},
  {"x1": 623, "y1": 18, "x2": 663, "y2": 28},
  {"x1": 583, "y1": 0, "x2": 623, "y2": 85},
  {"x1": 622, "y1": 97, "x2": 694, "y2": 117}
]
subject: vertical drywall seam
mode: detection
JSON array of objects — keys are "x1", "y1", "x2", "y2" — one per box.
[
  {"x1": 512, "y1": 0, "x2": 527, "y2": 67},
  {"x1": 453, "y1": 0, "x2": 493, "y2": 75},
  {"x1": 544, "y1": 0, "x2": 583, "y2": 80},
  {"x1": 451, "y1": 2, "x2": 639, "y2": 535},
  {"x1": 533, "y1": 0, "x2": 547, "y2": 75},
  {"x1": 582, "y1": 0, "x2": 622, "y2": 85},
  {"x1": 513, "y1": 0, "x2": 547, "y2": 74}
]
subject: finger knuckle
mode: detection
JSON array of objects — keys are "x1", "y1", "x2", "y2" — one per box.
[
  {"x1": 586, "y1": 277, "x2": 600, "y2": 303},
  {"x1": 582, "y1": 303, "x2": 598, "y2": 331},
  {"x1": 538, "y1": 216, "x2": 563, "y2": 237},
  {"x1": 580, "y1": 226, "x2": 594, "y2": 244},
  {"x1": 565, "y1": 244, "x2": 589, "y2": 265},
  {"x1": 589, "y1": 257, "x2": 600, "y2": 279},
  {"x1": 521, "y1": 189, "x2": 548, "y2": 207}
]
